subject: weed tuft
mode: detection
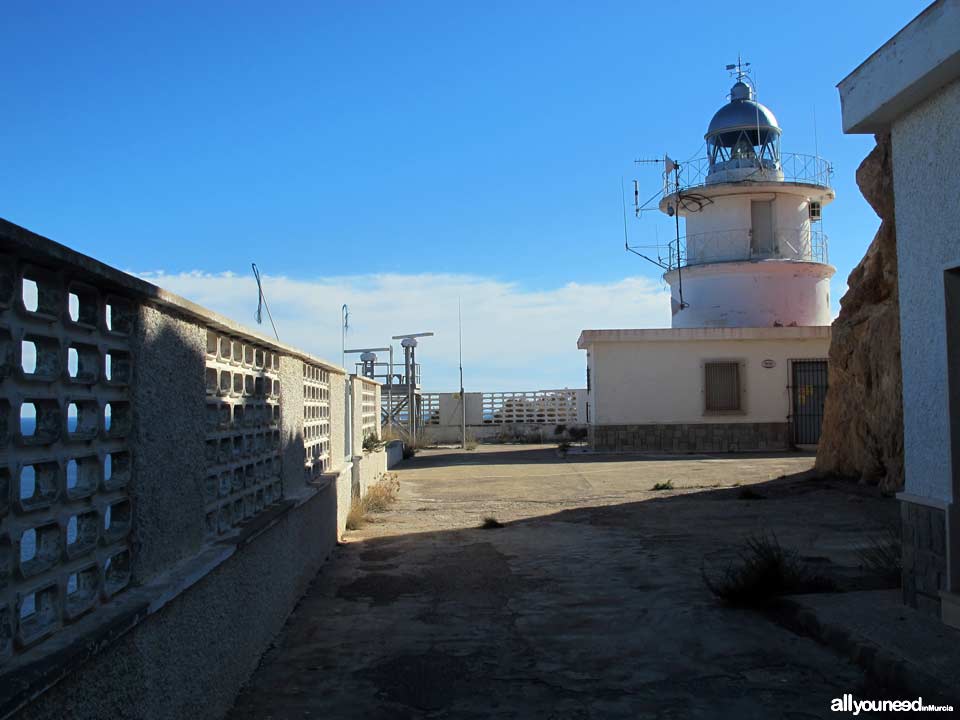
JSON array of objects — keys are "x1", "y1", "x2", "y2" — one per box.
[
  {"x1": 652, "y1": 481, "x2": 674, "y2": 491},
  {"x1": 344, "y1": 474, "x2": 400, "y2": 531},
  {"x1": 702, "y1": 533, "x2": 835, "y2": 608}
]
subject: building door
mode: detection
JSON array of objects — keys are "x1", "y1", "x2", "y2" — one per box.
[
  {"x1": 791, "y1": 360, "x2": 828, "y2": 445},
  {"x1": 751, "y1": 200, "x2": 775, "y2": 257}
]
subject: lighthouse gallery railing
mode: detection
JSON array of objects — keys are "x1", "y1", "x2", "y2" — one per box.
[
  {"x1": 666, "y1": 226, "x2": 829, "y2": 270},
  {"x1": 664, "y1": 152, "x2": 833, "y2": 193}
]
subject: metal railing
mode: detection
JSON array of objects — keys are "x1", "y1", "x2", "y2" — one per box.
[
  {"x1": 664, "y1": 152, "x2": 832, "y2": 194},
  {"x1": 355, "y1": 361, "x2": 420, "y2": 388},
  {"x1": 666, "y1": 226, "x2": 829, "y2": 270}
]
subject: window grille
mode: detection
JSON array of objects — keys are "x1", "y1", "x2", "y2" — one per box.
[{"x1": 704, "y1": 362, "x2": 742, "y2": 413}]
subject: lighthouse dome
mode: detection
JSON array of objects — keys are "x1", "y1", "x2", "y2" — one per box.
[
  {"x1": 704, "y1": 79, "x2": 783, "y2": 183},
  {"x1": 706, "y1": 82, "x2": 780, "y2": 140}
]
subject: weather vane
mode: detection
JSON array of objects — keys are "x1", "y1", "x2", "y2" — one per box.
[{"x1": 725, "y1": 55, "x2": 751, "y2": 82}]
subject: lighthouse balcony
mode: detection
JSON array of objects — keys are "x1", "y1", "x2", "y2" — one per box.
[
  {"x1": 664, "y1": 152, "x2": 832, "y2": 194},
  {"x1": 665, "y1": 226, "x2": 829, "y2": 270}
]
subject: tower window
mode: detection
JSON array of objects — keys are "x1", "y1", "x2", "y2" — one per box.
[{"x1": 809, "y1": 201, "x2": 822, "y2": 221}]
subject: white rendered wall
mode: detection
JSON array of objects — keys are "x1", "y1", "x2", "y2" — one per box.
[
  {"x1": 586, "y1": 334, "x2": 829, "y2": 426},
  {"x1": 683, "y1": 191, "x2": 815, "y2": 263},
  {"x1": 665, "y1": 261, "x2": 834, "y2": 328},
  {"x1": 892, "y1": 77, "x2": 960, "y2": 504}
]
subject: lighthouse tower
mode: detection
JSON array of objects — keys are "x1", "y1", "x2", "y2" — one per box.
[{"x1": 659, "y1": 70, "x2": 835, "y2": 328}]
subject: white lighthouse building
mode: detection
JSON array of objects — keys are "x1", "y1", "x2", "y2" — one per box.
[
  {"x1": 662, "y1": 75, "x2": 835, "y2": 328},
  {"x1": 578, "y1": 67, "x2": 834, "y2": 452}
]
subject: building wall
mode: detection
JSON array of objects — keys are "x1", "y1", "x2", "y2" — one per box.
[
  {"x1": 684, "y1": 191, "x2": 813, "y2": 255},
  {"x1": 665, "y1": 261, "x2": 833, "y2": 328},
  {"x1": 837, "y1": 1, "x2": 960, "y2": 622},
  {"x1": 890, "y1": 75, "x2": 960, "y2": 615},
  {"x1": 891, "y1": 76, "x2": 960, "y2": 506},
  {"x1": 588, "y1": 335, "x2": 830, "y2": 426}
]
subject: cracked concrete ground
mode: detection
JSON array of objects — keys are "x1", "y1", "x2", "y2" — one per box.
[{"x1": 227, "y1": 445, "x2": 899, "y2": 720}]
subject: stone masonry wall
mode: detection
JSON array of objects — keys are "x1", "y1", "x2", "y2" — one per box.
[
  {"x1": 592, "y1": 422, "x2": 789, "y2": 453},
  {"x1": 901, "y1": 500, "x2": 947, "y2": 617}
]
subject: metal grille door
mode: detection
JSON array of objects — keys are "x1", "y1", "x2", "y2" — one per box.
[{"x1": 791, "y1": 360, "x2": 828, "y2": 444}]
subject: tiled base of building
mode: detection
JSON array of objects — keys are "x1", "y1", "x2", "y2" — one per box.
[
  {"x1": 590, "y1": 422, "x2": 790, "y2": 453},
  {"x1": 901, "y1": 499, "x2": 948, "y2": 617}
]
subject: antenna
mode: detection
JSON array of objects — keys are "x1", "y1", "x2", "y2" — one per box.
[
  {"x1": 341, "y1": 304, "x2": 349, "y2": 368},
  {"x1": 813, "y1": 103, "x2": 820, "y2": 161},
  {"x1": 251, "y1": 263, "x2": 280, "y2": 341}
]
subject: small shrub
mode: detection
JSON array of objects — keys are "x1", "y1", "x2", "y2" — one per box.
[
  {"x1": 652, "y1": 481, "x2": 674, "y2": 491},
  {"x1": 480, "y1": 516, "x2": 504, "y2": 529},
  {"x1": 402, "y1": 443, "x2": 418, "y2": 460},
  {"x1": 365, "y1": 474, "x2": 400, "y2": 513},
  {"x1": 554, "y1": 424, "x2": 567, "y2": 437},
  {"x1": 569, "y1": 427, "x2": 588, "y2": 443},
  {"x1": 702, "y1": 533, "x2": 835, "y2": 608},
  {"x1": 363, "y1": 432, "x2": 384, "y2": 452}
]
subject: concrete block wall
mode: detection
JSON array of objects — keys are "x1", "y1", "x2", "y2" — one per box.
[
  {"x1": 0, "y1": 219, "x2": 385, "y2": 719},
  {"x1": 350, "y1": 376, "x2": 386, "y2": 500}
]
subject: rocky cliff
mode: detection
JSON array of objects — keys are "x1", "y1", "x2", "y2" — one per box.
[{"x1": 815, "y1": 133, "x2": 904, "y2": 493}]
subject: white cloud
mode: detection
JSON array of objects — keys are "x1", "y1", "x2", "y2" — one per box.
[{"x1": 134, "y1": 270, "x2": 671, "y2": 391}]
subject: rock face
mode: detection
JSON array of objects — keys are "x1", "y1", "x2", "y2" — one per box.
[{"x1": 815, "y1": 134, "x2": 904, "y2": 493}]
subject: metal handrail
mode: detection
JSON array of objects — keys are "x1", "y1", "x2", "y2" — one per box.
[
  {"x1": 664, "y1": 152, "x2": 832, "y2": 194},
  {"x1": 666, "y1": 226, "x2": 829, "y2": 270}
]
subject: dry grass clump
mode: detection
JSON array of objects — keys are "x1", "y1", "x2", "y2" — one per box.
[
  {"x1": 345, "y1": 498, "x2": 367, "y2": 530},
  {"x1": 652, "y1": 481, "x2": 674, "y2": 491},
  {"x1": 480, "y1": 516, "x2": 504, "y2": 529},
  {"x1": 365, "y1": 474, "x2": 400, "y2": 513},
  {"x1": 702, "y1": 533, "x2": 835, "y2": 608},
  {"x1": 345, "y1": 474, "x2": 400, "y2": 531},
  {"x1": 857, "y1": 523, "x2": 901, "y2": 584}
]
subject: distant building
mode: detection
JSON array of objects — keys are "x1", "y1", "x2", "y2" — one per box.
[
  {"x1": 838, "y1": 0, "x2": 960, "y2": 626},
  {"x1": 578, "y1": 66, "x2": 834, "y2": 452}
]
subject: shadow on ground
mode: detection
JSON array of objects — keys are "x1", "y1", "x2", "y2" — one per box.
[{"x1": 229, "y1": 448, "x2": 902, "y2": 720}]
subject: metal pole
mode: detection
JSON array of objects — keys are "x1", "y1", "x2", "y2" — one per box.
[
  {"x1": 459, "y1": 299, "x2": 466, "y2": 449},
  {"x1": 387, "y1": 345, "x2": 394, "y2": 432}
]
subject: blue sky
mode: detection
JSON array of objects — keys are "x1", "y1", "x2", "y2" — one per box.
[{"x1": 2, "y1": 1, "x2": 928, "y2": 390}]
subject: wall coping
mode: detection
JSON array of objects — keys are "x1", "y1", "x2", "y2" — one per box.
[
  {"x1": 350, "y1": 374, "x2": 382, "y2": 387},
  {"x1": 577, "y1": 326, "x2": 831, "y2": 349},
  {"x1": 838, "y1": 0, "x2": 960, "y2": 133},
  {"x1": 0, "y1": 217, "x2": 347, "y2": 375}
]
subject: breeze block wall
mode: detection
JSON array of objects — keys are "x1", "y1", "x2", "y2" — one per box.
[{"x1": 0, "y1": 218, "x2": 384, "y2": 720}]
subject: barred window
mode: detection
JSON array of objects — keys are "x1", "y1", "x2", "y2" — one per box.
[{"x1": 704, "y1": 362, "x2": 742, "y2": 413}]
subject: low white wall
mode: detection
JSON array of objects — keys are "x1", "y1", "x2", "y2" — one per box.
[{"x1": 586, "y1": 332, "x2": 829, "y2": 425}]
